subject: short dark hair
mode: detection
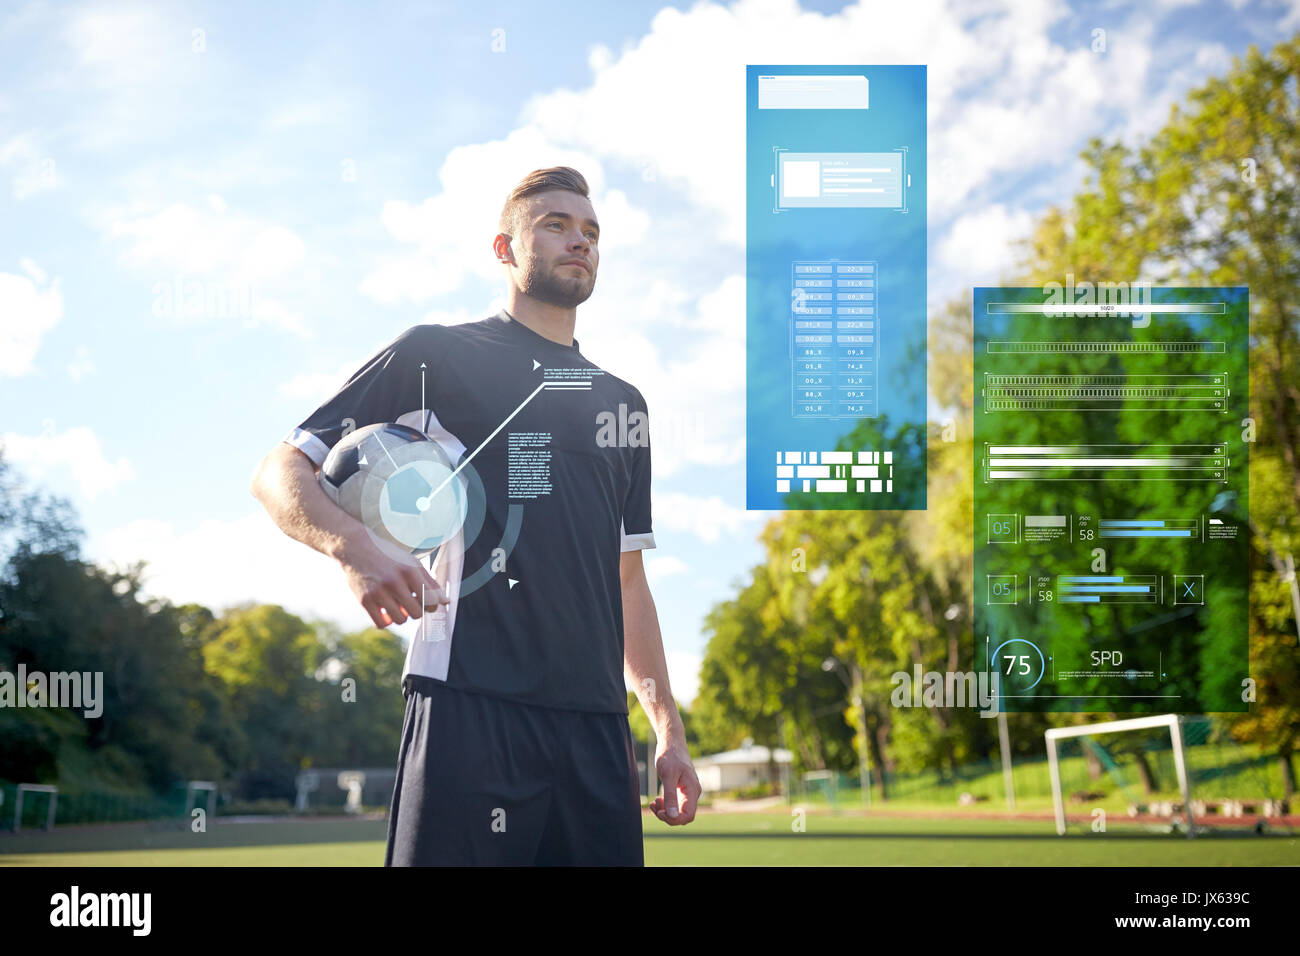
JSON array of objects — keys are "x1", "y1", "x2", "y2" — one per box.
[{"x1": 498, "y1": 166, "x2": 591, "y2": 239}]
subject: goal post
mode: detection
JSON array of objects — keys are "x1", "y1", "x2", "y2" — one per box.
[
  {"x1": 14, "y1": 784, "x2": 58, "y2": 832},
  {"x1": 1045, "y1": 714, "x2": 1194, "y2": 838},
  {"x1": 801, "y1": 770, "x2": 838, "y2": 809},
  {"x1": 184, "y1": 781, "x2": 217, "y2": 820}
]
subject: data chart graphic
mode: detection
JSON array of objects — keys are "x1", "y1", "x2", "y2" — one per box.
[{"x1": 973, "y1": 286, "x2": 1250, "y2": 713}]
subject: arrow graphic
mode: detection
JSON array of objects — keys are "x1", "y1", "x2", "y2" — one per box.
[
  {"x1": 369, "y1": 431, "x2": 399, "y2": 469},
  {"x1": 426, "y1": 380, "x2": 548, "y2": 500}
]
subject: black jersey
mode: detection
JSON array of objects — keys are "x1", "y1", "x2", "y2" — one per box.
[{"x1": 284, "y1": 311, "x2": 655, "y2": 713}]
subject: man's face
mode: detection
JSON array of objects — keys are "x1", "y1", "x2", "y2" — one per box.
[{"x1": 508, "y1": 190, "x2": 599, "y2": 308}]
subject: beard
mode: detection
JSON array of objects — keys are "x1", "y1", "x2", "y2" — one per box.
[{"x1": 518, "y1": 252, "x2": 595, "y2": 308}]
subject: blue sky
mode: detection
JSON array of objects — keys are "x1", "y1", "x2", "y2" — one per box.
[{"x1": 1, "y1": 0, "x2": 1294, "y2": 705}]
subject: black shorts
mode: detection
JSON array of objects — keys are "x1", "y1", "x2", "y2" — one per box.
[{"x1": 384, "y1": 676, "x2": 645, "y2": 866}]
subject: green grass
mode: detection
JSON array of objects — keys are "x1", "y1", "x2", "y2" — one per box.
[{"x1": 1, "y1": 812, "x2": 1295, "y2": 866}]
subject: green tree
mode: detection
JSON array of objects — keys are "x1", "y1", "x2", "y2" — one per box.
[
  {"x1": 1017, "y1": 36, "x2": 1300, "y2": 792},
  {"x1": 201, "y1": 604, "x2": 328, "y2": 797},
  {"x1": 315, "y1": 626, "x2": 408, "y2": 767}
]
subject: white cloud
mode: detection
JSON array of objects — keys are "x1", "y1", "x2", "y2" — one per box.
[
  {"x1": 578, "y1": 274, "x2": 746, "y2": 478},
  {"x1": 664, "y1": 650, "x2": 701, "y2": 707},
  {"x1": 519, "y1": 0, "x2": 1136, "y2": 233},
  {"x1": 279, "y1": 362, "x2": 359, "y2": 403},
  {"x1": 94, "y1": 512, "x2": 376, "y2": 630},
  {"x1": 243, "y1": 225, "x2": 308, "y2": 280},
  {"x1": 67, "y1": 346, "x2": 94, "y2": 381},
  {"x1": 0, "y1": 259, "x2": 62, "y2": 376},
  {"x1": 937, "y1": 204, "x2": 1036, "y2": 294},
  {"x1": 0, "y1": 425, "x2": 134, "y2": 500},
  {"x1": 645, "y1": 554, "x2": 690, "y2": 582},
  {"x1": 111, "y1": 196, "x2": 304, "y2": 278},
  {"x1": 56, "y1": 3, "x2": 199, "y2": 152},
  {"x1": 652, "y1": 490, "x2": 763, "y2": 544},
  {"x1": 108, "y1": 196, "x2": 310, "y2": 335},
  {"x1": 246, "y1": 300, "x2": 310, "y2": 337},
  {"x1": 0, "y1": 132, "x2": 58, "y2": 198},
  {"x1": 1279, "y1": 0, "x2": 1300, "y2": 31},
  {"x1": 65, "y1": 4, "x2": 171, "y2": 86},
  {"x1": 1194, "y1": 42, "x2": 1232, "y2": 73},
  {"x1": 359, "y1": 254, "x2": 464, "y2": 305},
  {"x1": 266, "y1": 100, "x2": 341, "y2": 129},
  {"x1": 18, "y1": 258, "x2": 45, "y2": 284},
  {"x1": 359, "y1": 125, "x2": 648, "y2": 306}
]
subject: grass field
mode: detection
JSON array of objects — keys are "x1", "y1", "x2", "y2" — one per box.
[{"x1": 1, "y1": 811, "x2": 1296, "y2": 866}]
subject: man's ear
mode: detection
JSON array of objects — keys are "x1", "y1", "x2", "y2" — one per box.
[{"x1": 494, "y1": 233, "x2": 515, "y2": 265}]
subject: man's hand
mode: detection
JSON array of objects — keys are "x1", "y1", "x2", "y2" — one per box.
[
  {"x1": 251, "y1": 442, "x2": 451, "y2": 630},
  {"x1": 337, "y1": 533, "x2": 449, "y2": 630},
  {"x1": 648, "y1": 738, "x2": 701, "y2": 826}
]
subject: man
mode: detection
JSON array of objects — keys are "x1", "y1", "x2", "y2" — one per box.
[{"x1": 250, "y1": 166, "x2": 699, "y2": 865}]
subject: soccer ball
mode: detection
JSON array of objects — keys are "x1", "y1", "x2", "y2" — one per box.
[{"x1": 318, "y1": 422, "x2": 468, "y2": 559}]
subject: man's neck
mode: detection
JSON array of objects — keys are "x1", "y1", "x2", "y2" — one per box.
[{"x1": 502, "y1": 291, "x2": 577, "y2": 347}]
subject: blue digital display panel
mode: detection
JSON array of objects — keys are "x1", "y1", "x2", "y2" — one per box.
[
  {"x1": 973, "y1": 286, "x2": 1250, "y2": 713},
  {"x1": 746, "y1": 66, "x2": 927, "y2": 511}
]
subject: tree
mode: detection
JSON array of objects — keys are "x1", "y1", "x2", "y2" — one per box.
[
  {"x1": 315, "y1": 626, "x2": 407, "y2": 767},
  {"x1": 201, "y1": 604, "x2": 328, "y2": 797},
  {"x1": 1017, "y1": 35, "x2": 1300, "y2": 793}
]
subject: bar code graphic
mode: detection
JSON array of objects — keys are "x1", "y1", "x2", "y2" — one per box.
[{"x1": 776, "y1": 450, "x2": 893, "y2": 494}]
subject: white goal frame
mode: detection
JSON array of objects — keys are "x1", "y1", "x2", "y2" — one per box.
[
  {"x1": 184, "y1": 781, "x2": 217, "y2": 819},
  {"x1": 14, "y1": 784, "x2": 58, "y2": 832},
  {"x1": 1045, "y1": 713, "x2": 1194, "y2": 839},
  {"x1": 801, "y1": 770, "x2": 838, "y2": 807}
]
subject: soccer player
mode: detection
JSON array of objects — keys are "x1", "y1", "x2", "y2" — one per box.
[{"x1": 250, "y1": 166, "x2": 699, "y2": 865}]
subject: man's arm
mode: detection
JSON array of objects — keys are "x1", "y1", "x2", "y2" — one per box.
[
  {"x1": 621, "y1": 548, "x2": 700, "y2": 826},
  {"x1": 249, "y1": 442, "x2": 447, "y2": 630}
]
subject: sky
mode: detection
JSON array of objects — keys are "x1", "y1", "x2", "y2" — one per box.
[{"x1": 0, "y1": 0, "x2": 1294, "y2": 706}]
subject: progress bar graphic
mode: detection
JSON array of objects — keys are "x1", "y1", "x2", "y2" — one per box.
[
  {"x1": 983, "y1": 444, "x2": 1228, "y2": 482},
  {"x1": 983, "y1": 373, "x2": 1229, "y2": 412},
  {"x1": 1057, "y1": 574, "x2": 1159, "y2": 604},
  {"x1": 1100, "y1": 518, "x2": 1199, "y2": 539}
]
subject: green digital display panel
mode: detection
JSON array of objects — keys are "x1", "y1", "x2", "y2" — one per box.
[{"x1": 973, "y1": 286, "x2": 1250, "y2": 713}]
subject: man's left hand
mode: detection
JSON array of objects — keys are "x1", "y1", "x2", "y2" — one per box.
[{"x1": 649, "y1": 741, "x2": 701, "y2": 826}]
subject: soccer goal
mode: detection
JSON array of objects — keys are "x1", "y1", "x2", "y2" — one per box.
[
  {"x1": 801, "y1": 770, "x2": 838, "y2": 809},
  {"x1": 183, "y1": 781, "x2": 217, "y2": 820},
  {"x1": 1046, "y1": 714, "x2": 1197, "y2": 838},
  {"x1": 14, "y1": 784, "x2": 58, "y2": 832}
]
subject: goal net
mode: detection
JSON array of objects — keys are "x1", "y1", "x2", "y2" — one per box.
[{"x1": 1046, "y1": 714, "x2": 1293, "y2": 837}]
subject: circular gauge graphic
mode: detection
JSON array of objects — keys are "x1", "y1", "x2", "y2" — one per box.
[
  {"x1": 320, "y1": 422, "x2": 480, "y2": 560},
  {"x1": 989, "y1": 637, "x2": 1047, "y2": 692}
]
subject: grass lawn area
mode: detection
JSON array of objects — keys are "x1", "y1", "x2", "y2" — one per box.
[{"x1": 1, "y1": 811, "x2": 1295, "y2": 866}]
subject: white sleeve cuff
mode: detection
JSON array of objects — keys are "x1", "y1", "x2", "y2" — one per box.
[
  {"x1": 284, "y1": 427, "x2": 331, "y2": 468},
  {"x1": 620, "y1": 518, "x2": 656, "y2": 551}
]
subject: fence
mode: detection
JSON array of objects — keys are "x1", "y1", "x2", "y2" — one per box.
[
  {"x1": 0, "y1": 780, "x2": 191, "y2": 831},
  {"x1": 790, "y1": 716, "x2": 1289, "y2": 813}
]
